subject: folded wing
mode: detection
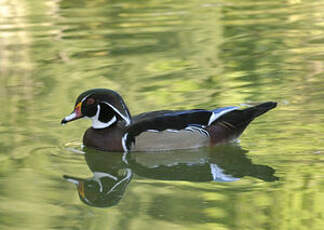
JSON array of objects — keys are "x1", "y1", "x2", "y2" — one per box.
[{"x1": 123, "y1": 107, "x2": 237, "y2": 151}]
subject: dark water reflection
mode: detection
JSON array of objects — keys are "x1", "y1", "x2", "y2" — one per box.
[
  {"x1": 64, "y1": 150, "x2": 132, "y2": 208},
  {"x1": 64, "y1": 145, "x2": 278, "y2": 208},
  {"x1": 0, "y1": 0, "x2": 324, "y2": 229}
]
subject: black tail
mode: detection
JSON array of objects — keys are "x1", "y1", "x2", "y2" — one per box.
[
  {"x1": 217, "y1": 102, "x2": 277, "y2": 136},
  {"x1": 244, "y1": 102, "x2": 277, "y2": 118}
]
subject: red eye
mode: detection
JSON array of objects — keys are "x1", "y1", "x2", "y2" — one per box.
[{"x1": 86, "y1": 98, "x2": 95, "y2": 105}]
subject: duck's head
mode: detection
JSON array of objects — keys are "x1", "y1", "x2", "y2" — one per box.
[
  {"x1": 61, "y1": 88, "x2": 131, "y2": 129},
  {"x1": 63, "y1": 170, "x2": 132, "y2": 208}
]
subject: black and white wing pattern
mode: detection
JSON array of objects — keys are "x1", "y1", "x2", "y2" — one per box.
[{"x1": 122, "y1": 107, "x2": 238, "y2": 151}]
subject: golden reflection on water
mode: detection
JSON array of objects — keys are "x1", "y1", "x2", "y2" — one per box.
[{"x1": 0, "y1": 0, "x2": 324, "y2": 229}]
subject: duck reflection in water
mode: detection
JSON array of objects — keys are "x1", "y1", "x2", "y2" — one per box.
[
  {"x1": 63, "y1": 150, "x2": 132, "y2": 208},
  {"x1": 132, "y1": 144, "x2": 279, "y2": 182},
  {"x1": 64, "y1": 144, "x2": 278, "y2": 208}
]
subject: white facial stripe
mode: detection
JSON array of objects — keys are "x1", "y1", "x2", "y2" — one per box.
[
  {"x1": 103, "y1": 102, "x2": 131, "y2": 126},
  {"x1": 107, "y1": 116, "x2": 117, "y2": 126},
  {"x1": 90, "y1": 105, "x2": 117, "y2": 129},
  {"x1": 81, "y1": 94, "x2": 90, "y2": 102}
]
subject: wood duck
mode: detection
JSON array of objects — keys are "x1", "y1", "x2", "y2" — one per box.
[{"x1": 61, "y1": 88, "x2": 277, "y2": 152}]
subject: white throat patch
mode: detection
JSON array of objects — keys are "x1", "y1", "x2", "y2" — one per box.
[{"x1": 89, "y1": 105, "x2": 117, "y2": 129}]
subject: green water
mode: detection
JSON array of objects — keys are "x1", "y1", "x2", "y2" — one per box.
[{"x1": 1, "y1": 0, "x2": 324, "y2": 229}]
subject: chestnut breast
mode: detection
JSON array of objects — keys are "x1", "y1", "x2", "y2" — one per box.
[{"x1": 83, "y1": 123, "x2": 125, "y2": 152}]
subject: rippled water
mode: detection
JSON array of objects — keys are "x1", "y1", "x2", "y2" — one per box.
[{"x1": 0, "y1": 0, "x2": 324, "y2": 229}]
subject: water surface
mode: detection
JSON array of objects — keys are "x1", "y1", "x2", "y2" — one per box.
[{"x1": 0, "y1": 0, "x2": 324, "y2": 229}]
